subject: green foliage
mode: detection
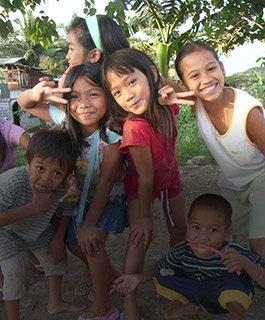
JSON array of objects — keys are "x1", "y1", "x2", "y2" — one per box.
[
  {"x1": 176, "y1": 105, "x2": 215, "y2": 166},
  {"x1": 15, "y1": 146, "x2": 26, "y2": 167},
  {"x1": 226, "y1": 67, "x2": 265, "y2": 106}
]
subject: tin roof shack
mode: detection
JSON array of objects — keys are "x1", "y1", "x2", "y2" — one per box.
[{"x1": 0, "y1": 57, "x2": 47, "y2": 129}]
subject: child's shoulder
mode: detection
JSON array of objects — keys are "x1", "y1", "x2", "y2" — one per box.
[
  {"x1": 0, "y1": 166, "x2": 28, "y2": 187},
  {"x1": 229, "y1": 87, "x2": 262, "y2": 107}
]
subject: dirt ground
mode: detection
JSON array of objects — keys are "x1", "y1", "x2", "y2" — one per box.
[{"x1": 1, "y1": 161, "x2": 265, "y2": 320}]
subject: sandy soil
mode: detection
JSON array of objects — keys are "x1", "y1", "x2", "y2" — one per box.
[{"x1": 1, "y1": 162, "x2": 265, "y2": 320}]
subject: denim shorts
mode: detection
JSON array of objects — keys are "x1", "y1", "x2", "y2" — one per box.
[{"x1": 65, "y1": 194, "x2": 128, "y2": 248}]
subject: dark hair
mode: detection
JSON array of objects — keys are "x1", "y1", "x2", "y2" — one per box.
[
  {"x1": 102, "y1": 48, "x2": 177, "y2": 146},
  {"x1": 0, "y1": 130, "x2": 7, "y2": 168},
  {"x1": 175, "y1": 40, "x2": 220, "y2": 81},
  {"x1": 63, "y1": 62, "x2": 108, "y2": 154},
  {"x1": 68, "y1": 15, "x2": 129, "y2": 63},
  {"x1": 188, "y1": 193, "x2": 232, "y2": 228},
  {"x1": 25, "y1": 128, "x2": 78, "y2": 175}
]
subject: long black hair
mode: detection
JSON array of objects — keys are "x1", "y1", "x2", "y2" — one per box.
[
  {"x1": 102, "y1": 48, "x2": 177, "y2": 147},
  {"x1": 63, "y1": 62, "x2": 109, "y2": 154},
  {"x1": 68, "y1": 15, "x2": 129, "y2": 63}
]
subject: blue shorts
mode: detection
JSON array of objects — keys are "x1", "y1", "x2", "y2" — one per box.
[
  {"x1": 65, "y1": 194, "x2": 128, "y2": 248},
  {"x1": 154, "y1": 269, "x2": 253, "y2": 314}
]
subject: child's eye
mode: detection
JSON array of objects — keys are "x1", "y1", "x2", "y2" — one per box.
[
  {"x1": 54, "y1": 171, "x2": 62, "y2": 177},
  {"x1": 89, "y1": 92, "x2": 99, "y2": 98},
  {"x1": 210, "y1": 227, "x2": 218, "y2": 232},
  {"x1": 191, "y1": 225, "x2": 199, "y2": 230},
  {"x1": 190, "y1": 74, "x2": 199, "y2": 79},
  {"x1": 113, "y1": 90, "x2": 121, "y2": 98},
  {"x1": 69, "y1": 95, "x2": 78, "y2": 100},
  {"x1": 129, "y1": 79, "x2": 136, "y2": 86},
  {"x1": 36, "y1": 166, "x2": 44, "y2": 172},
  {"x1": 209, "y1": 66, "x2": 216, "y2": 71}
]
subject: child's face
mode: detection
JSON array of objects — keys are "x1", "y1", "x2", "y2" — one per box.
[
  {"x1": 69, "y1": 76, "x2": 107, "y2": 136},
  {"x1": 27, "y1": 156, "x2": 68, "y2": 193},
  {"x1": 179, "y1": 49, "x2": 225, "y2": 103},
  {"x1": 66, "y1": 30, "x2": 91, "y2": 66},
  {"x1": 187, "y1": 206, "x2": 232, "y2": 259},
  {"x1": 107, "y1": 68, "x2": 151, "y2": 115}
]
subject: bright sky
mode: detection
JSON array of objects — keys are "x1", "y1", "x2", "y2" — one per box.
[{"x1": 10, "y1": 0, "x2": 265, "y2": 76}]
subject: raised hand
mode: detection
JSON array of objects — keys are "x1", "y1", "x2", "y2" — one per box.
[
  {"x1": 158, "y1": 85, "x2": 195, "y2": 106},
  {"x1": 32, "y1": 77, "x2": 71, "y2": 105},
  {"x1": 60, "y1": 172, "x2": 79, "y2": 204}
]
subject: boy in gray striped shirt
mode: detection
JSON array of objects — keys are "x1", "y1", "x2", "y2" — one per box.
[{"x1": 0, "y1": 128, "x2": 85, "y2": 320}]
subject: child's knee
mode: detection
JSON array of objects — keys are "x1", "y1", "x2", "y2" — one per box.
[
  {"x1": 226, "y1": 301, "x2": 246, "y2": 318},
  {"x1": 1, "y1": 255, "x2": 25, "y2": 300},
  {"x1": 32, "y1": 246, "x2": 67, "y2": 276},
  {"x1": 219, "y1": 289, "x2": 252, "y2": 312}
]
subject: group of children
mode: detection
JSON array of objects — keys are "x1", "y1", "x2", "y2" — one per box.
[{"x1": 1, "y1": 13, "x2": 265, "y2": 320}]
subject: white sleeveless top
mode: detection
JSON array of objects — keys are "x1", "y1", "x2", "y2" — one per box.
[{"x1": 196, "y1": 87, "x2": 265, "y2": 190}]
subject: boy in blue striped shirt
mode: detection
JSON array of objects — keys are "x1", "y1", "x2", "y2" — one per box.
[{"x1": 115, "y1": 193, "x2": 265, "y2": 320}]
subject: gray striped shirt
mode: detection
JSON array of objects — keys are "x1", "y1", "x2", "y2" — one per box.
[{"x1": 0, "y1": 166, "x2": 74, "y2": 260}]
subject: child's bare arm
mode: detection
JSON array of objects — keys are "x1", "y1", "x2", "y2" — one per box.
[
  {"x1": 47, "y1": 215, "x2": 70, "y2": 263},
  {"x1": 222, "y1": 248, "x2": 265, "y2": 288},
  {"x1": 77, "y1": 142, "x2": 122, "y2": 256},
  {"x1": 128, "y1": 146, "x2": 157, "y2": 249},
  {"x1": 0, "y1": 184, "x2": 53, "y2": 227},
  {"x1": 114, "y1": 265, "x2": 158, "y2": 295},
  {"x1": 246, "y1": 107, "x2": 265, "y2": 156}
]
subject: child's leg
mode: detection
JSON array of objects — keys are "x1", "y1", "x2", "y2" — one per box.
[
  {"x1": 165, "y1": 190, "x2": 187, "y2": 247},
  {"x1": 1, "y1": 255, "x2": 25, "y2": 320},
  {"x1": 81, "y1": 230, "x2": 115, "y2": 317},
  {"x1": 31, "y1": 246, "x2": 85, "y2": 314},
  {"x1": 124, "y1": 200, "x2": 150, "y2": 320},
  {"x1": 48, "y1": 275, "x2": 85, "y2": 314},
  {"x1": 226, "y1": 301, "x2": 246, "y2": 320},
  {"x1": 165, "y1": 302, "x2": 204, "y2": 319}
]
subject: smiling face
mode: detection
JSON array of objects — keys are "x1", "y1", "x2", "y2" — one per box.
[
  {"x1": 27, "y1": 156, "x2": 68, "y2": 193},
  {"x1": 107, "y1": 68, "x2": 152, "y2": 115},
  {"x1": 179, "y1": 49, "x2": 225, "y2": 103},
  {"x1": 66, "y1": 30, "x2": 90, "y2": 66},
  {"x1": 187, "y1": 206, "x2": 232, "y2": 258},
  {"x1": 69, "y1": 76, "x2": 107, "y2": 136}
]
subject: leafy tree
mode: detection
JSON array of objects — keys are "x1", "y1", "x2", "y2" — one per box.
[
  {"x1": 85, "y1": 0, "x2": 265, "y2": 77},
  {"x1": 0, "y1": 0, "x2": 58, "y2": 48},
  {"x1": 0, "y1": 9, "x2": 58, "y2": 66}
]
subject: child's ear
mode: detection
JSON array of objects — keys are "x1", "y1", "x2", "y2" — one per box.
[
  {"x1": 150, "y1": 65, "x2": 158, "y2": 82},
  {"x1": 87, "y1": 48, "x2": 102, "y2": 63},
  {"x1": 224, "y1": 227, "x2": 233, "y2": 241}
]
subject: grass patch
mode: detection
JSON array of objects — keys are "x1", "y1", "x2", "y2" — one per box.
[{"x1": 176, "y1": 105, "x2": 215, "y2": 166}]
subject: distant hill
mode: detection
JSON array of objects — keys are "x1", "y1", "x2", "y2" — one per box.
[{"x1": 225, "y1": 67, "x2": 265, "y2": 105}]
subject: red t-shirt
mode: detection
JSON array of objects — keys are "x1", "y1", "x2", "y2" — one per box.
[{"x1": 120, "y1": 104, "x2": 180, "y2": 194}]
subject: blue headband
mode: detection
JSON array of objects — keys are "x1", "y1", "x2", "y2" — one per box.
[{"x1": 85, "y1": 16, "x2": 103, "y2": 53}]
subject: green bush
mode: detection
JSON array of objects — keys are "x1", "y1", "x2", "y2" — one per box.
[
  {"x1": 15, "y1": 146, "x2": 27, "y2": 167},
  {"x1": 176, "y1": 105, "x2": 215, "y2": 166}
]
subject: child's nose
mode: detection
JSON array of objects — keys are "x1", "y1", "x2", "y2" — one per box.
[
  {"x1": 201, "y1": 72, "x2": 212, "y2": 83},
  {"x1": 124, "y1": 88, "x2": 134, "y2": 101},
  {"x1": 41, "y1": 173, "x2": 51, "y2": 184}
]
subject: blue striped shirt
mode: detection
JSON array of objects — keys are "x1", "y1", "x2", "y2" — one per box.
[{"x1": 156, "y1": 238, "x2": 265, "y2": 289}]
